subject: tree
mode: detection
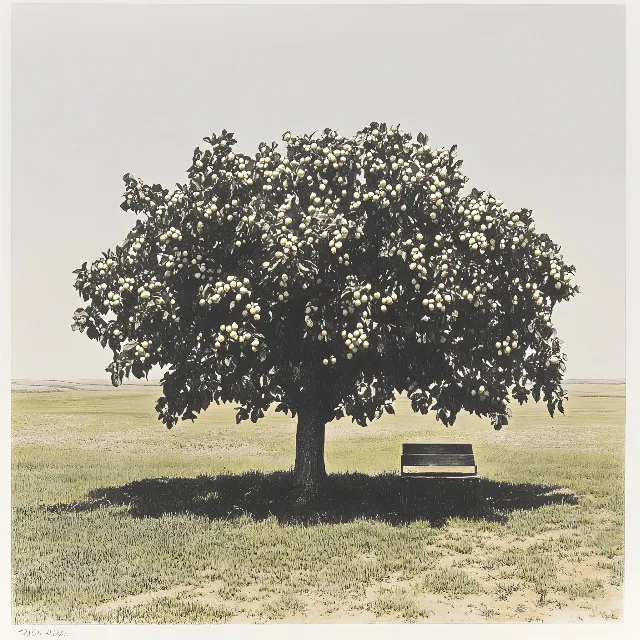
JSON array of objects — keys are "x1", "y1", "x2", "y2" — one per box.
[{"x1": 72, "y1": 123, "x2": 578, "y2": 506}]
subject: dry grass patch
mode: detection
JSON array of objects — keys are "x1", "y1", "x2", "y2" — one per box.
[
  {"x1": 367, "y1": 587, "x2": 432, "y2": 621},
  {"x1": 417, "y1": 567, "x2": 484, "y2": 597}
]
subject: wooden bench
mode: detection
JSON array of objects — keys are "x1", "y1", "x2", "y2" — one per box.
[{"x1": 400, "y1": 443, "x2": 479, "y2": 521}]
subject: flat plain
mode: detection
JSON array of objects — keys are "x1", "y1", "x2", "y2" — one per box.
[{"x1": 11, "y1": 382, "x2": 624, "y2": 623}]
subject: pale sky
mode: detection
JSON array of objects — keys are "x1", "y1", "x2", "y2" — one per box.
[{"x1": 11, "y1": 3, "x2": 625, "y2": 381}]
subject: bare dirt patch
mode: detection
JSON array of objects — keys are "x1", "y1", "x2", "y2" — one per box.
[{"x1": 95, "y1": 581, "x2": 225, "y2": 613}]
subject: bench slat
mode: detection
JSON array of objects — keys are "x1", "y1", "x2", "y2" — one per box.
[
  {"x1": 402, "y1": 443, "x2": 473, "y2": 454},
  {"x1": 403, "y1": 471, "x2": 478, "y2": 478},
  {"x1": 401, "y1": 453, "x2": 476, "y2": 466}
]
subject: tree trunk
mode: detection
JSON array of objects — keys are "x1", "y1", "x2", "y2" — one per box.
[{"x1": 292, "y1": 401, "x2": 327, "y2": 507}]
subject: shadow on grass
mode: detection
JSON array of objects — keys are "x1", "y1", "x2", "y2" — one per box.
[{"x1": 47, "y1": 471, "x2": 578, "y2": 527}]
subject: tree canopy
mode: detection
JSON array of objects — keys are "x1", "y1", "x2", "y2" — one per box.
[{"x1": 72, "y1": 123, "x2": 578, "y2": 433}]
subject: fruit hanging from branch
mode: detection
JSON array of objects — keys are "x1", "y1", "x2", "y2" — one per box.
[{"x1": 72, "y1": 123, "x2": 578, "y2": 504}]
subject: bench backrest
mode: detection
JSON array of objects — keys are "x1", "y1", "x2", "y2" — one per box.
[{"x1": 401, "y1": 443, "x2": 477, "y2": 475}]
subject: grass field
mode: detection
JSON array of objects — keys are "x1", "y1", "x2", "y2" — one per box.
[{"x1": 11, "y1": 382, "x2": 624, "y2": 623}]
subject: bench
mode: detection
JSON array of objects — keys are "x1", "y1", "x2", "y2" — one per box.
[{"x1": 400, "y1": 443, "x2": 479, "y2": 521}]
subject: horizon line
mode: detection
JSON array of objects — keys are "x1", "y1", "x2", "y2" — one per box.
[{"x1": 11, "y1": 377, "x2": 627, "y2": 384}]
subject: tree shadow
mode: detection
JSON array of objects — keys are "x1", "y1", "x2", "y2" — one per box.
[{"x1": 46, "y1": 471, "x2": 578, "y2": 527}]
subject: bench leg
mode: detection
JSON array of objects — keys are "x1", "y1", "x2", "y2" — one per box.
[
  {"x1": 472, "y1": 478, "x2": 479, "y2": 518},
  {"x1": 402, "y1": 479, "x2": 411, "y2": 523},
  {"x1": 461, "y1": 479, "x2": 477, "y2": 518}
]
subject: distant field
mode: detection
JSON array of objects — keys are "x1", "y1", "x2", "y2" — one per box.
[
  {"x1": 10, "y1": 377, "x2": 625, "y2": 392},
  {"x1": 11, "y1": 379, "x2": 162, "y2": 393},
  {"x1": 11, "y1": 383, "x2": 624, "y2": 623}
]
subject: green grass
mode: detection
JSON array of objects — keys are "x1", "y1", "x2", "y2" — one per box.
[
  {"x1": 597, "y1": 558, "x2": 624, "y2": 586},
  {"x1": 417, "y1": 567, "x2": 484, "y2": 596},
  {"x1": 368, "y1": 587, "x2": 431, "y2": 621},
  {"x1": 11, "y1": 383, "x2": 625, "y2": 622},
  {"x1": 260, "y1": 593, "x2": 307, "y2": 620},
  {"x1": 98, "y1": 596, "x2": 235, "y2": 624},
  {"x1": 497, "y1": 548, "x2": 558, "y2": 597},
  {"x1": 557, "y1": 578, "x2": 605, "y2": 600}
]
